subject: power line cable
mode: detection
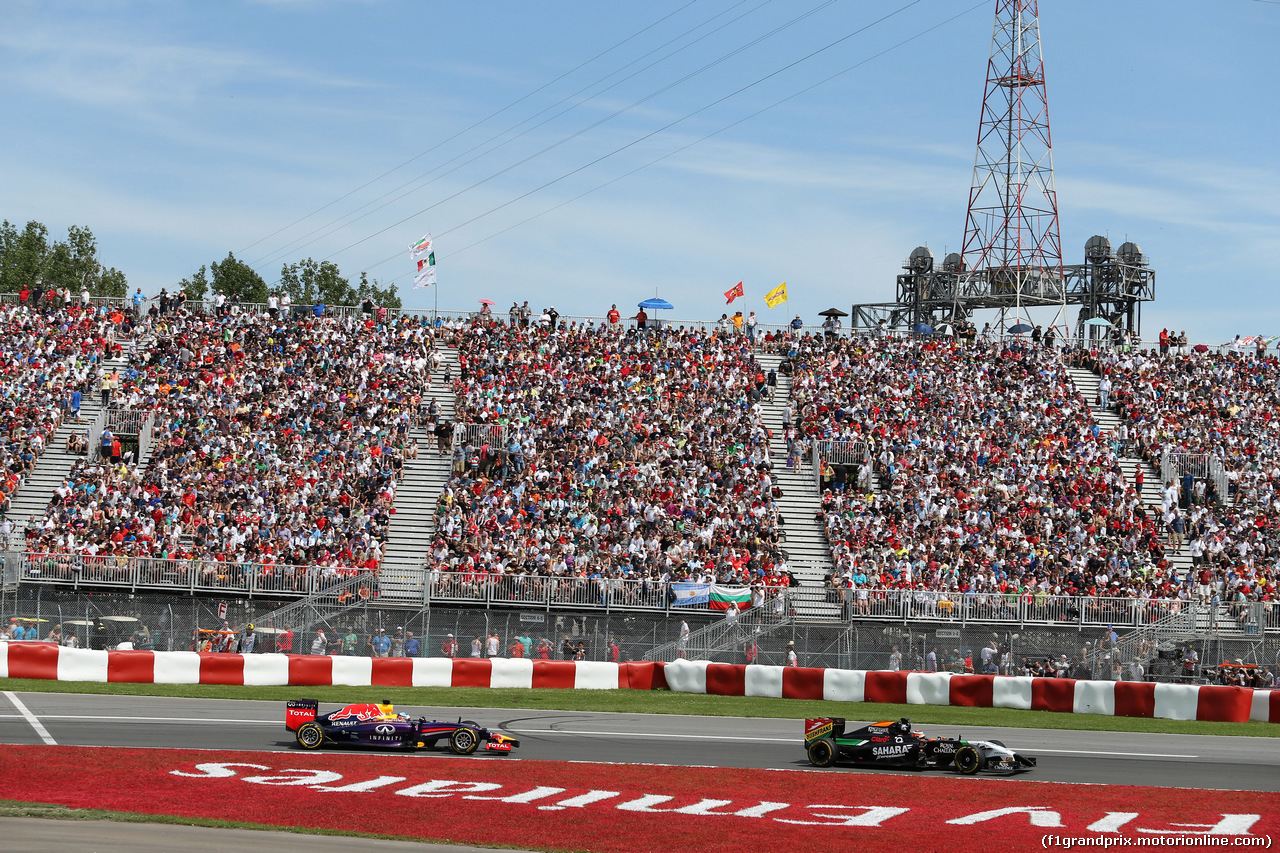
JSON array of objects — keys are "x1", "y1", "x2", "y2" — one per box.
[
  {"x1": 315, "y1": 0, "x2": 849, "y2": 270},
  {"x1": 425, "y1": 0, "x2": 988, "y2": 275},
  {"x1": 235, "y1": 0, "x2": 699, "y2": 256},
  {"x1": 356, "y1": 0, "x2": 930, "y2": 281},
  {"x1": 247, "y1": 0, "x2": 772, "y2": 271}
]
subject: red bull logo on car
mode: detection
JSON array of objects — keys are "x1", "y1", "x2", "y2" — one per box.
[{"x1": 327, "y1": 704, "x2": 384, "y2": 723}]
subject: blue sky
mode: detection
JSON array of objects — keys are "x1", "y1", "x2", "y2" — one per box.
[{"x1": 5, "y1": 0, "x2": 1278, "y2": 343}]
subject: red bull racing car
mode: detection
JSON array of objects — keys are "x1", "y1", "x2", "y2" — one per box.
[
  {"x1": 804, "y1": 717, "x2": 1036, "y2": 774},
  {"x1": 286, "y1": 699, "x2": 519, "y2": 755}
]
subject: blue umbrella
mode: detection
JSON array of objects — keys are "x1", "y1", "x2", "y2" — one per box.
[
  {"x1": 913, "y1": 323, "x2": 934, "y2": 335},
  {"x1": 1008, "y1": 323, "x2": 1033, "y2": 334},
  {"x1": 1083, "y1": 317, "x2": 1112, "y2": 327},
  {"x1": 638, "y1": 297, "x2": 673, "y2": 310}
]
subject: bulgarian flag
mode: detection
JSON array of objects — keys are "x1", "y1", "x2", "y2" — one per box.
[
  {"x1": 724, "y1": 281, "x2": 744, "y2": 304},
  {"x1": 709, "y1": 585, "x2": 751, "y2": 610},
  {"x1": 409, "y1": 233, "x2": 433, "y2": 260}
]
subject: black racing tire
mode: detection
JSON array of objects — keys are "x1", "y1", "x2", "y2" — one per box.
[
  {"x1": 450, "y1": 727, "x2": 480, "y2": 755},
  {"x1": 806, "y1": 738, "x2": 838, "y2": 768},
  {"x1": 295, "y1": 722, "x2": 325, "y2": 750},
  {"x1": 954, "y1": 744, "x2": 985, "y2": 775}
]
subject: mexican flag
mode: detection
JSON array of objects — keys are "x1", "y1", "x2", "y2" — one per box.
[
  {"x1": 709, "y1": 585, "x2": 751, "y2": 610},
  {"x1": 415, "y1": 255, "x2": 436, "y2": 288}
]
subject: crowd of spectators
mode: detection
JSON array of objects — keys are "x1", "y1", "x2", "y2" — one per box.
[
  {"x1": 0, "y1": 298, "x2": 122, "y2": 517},
  {"x1": 1077, "y1": 344, "x2": 1280, "y2": 621},
  {"x1": 781, "y1": 332, "x2": 1197, "y2": 619},
  {"x1": 4, "y1": 291, "x2": 1277, "y2": 642},
  {"x1": 23, "y1": 304, "x2": 437, "y2": 586},
  {"x1": 424, "y1": 320, "x2": 795, "y2": 600}
]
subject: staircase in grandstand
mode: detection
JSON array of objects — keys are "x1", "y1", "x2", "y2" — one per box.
[
  {"x1": 1066, "y1": 366, "x2": 1193, "y2": 584},
  {"x1": 1197, "y1": 601, "x2": 1266, "y2": 639},
  {"x1": 379, "y1": 345, "x2": 460, "y2": 602},
  {"x1": 252, "y1": 572, "x2": 389, "y2": 637},
  {"x1": 644, "y1": 608, "x2": 794, "y2": 663},
  {"x1": 755, "y1": 351, "x2": 838, "y2": 620},
  {"x1": 1110, "y1": 603, "x2": 1204, "y2": 676},
  {"x1": 10, "y1": 399, "x2": 110, "y2": 547},
  {"x1": 10, "y1": 339, "x2": 155, "y2": 551}
]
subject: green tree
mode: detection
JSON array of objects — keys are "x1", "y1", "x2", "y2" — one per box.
[
  {"x1": 355, "y1": 271, "x2": 401, "y2": 310},
  {"x1": 210, "y1": 252, "x2": 268, "y2": 304},
  {"x1": 177, "y1": 264, "x2": 210, "y2": 302},
  {"x1": 45, "y1": 224, "x2": 100, "y2": 292},
  {"x1": 0, "y1": 220, "x2": 51, "y2": 292},
  {"x1": 0, "y1": 220, "x2": 128, "y2": 296},
  {"x1": 280, "y1": 258, "x2": 351, "y2": 306},
  {"x1": 97, "y1": 266, "x2": 128, "y2": 298}
]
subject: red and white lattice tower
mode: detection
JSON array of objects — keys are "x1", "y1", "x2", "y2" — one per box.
[{"x1": 961, "y1": 0, "x2": 1062, "y2": 303}]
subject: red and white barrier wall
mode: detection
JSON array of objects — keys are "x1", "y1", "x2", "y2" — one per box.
[
  {"x1": 2, "y1": 642, "x2": 1274, "y2": 723},
  {"x1": 659, "y1": 660, "x2": 1280, "y2": 724},
  {"x1": 0, "y1": 642, "x2": 664, "y2": 691}
]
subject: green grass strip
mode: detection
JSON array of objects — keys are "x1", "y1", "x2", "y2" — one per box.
[{"x1": 2, "y1": 677, "x2": 1275, "y2": 736}]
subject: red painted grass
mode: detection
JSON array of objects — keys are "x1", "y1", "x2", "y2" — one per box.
[{"x1": 2, "y1": 746, "x2": 1276, "y2": 852}]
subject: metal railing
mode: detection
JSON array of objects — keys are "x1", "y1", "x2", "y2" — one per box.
[
  {"x1": 644, "y1": 608, "x2": 792, "y2": 662},
  {"x1": 11, "y1": 554, "x2": 1277, "y2": 631},
  {"x1": 139, "y1": 412, "x2": 155, "y2": 463},
  {"x1": 18, "y1": 552, "x2": 377, "y2": 598},
  {"x1": 1160, "y1": 449, "x2": 1228, "y2": 505},
  {"x1": 800, "y1": 586, "x2": 1242, "y2": 630},
  {"x1": 1110, "y1": 604, "x2": 1203, "y2": 670},
  {"x1": 84, "y1": 406, "x2": 108, "y2": 463},
  {"x1": 813, "y1": 439, "x2": 870, "y2": 493},
  {"x1": 451, "y1": 423, "x2": 510, "y2": 452},
  {"x1": 425, "y1": 573, "x2": 674, "y2": 611},
  {"x1": 104, "y1": 408, "x2": 153, "y2": 435},
  {"x1": 814, "y1": 440, "x2": 871, "y2": 466},
  {"x1": 251, "y1": 572, "x2": 383, "y2": 632}
]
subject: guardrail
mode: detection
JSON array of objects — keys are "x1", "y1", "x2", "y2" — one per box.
[
  {"x1": 18, "y1": 552, "x2": 376, "y2": 598},
  {"x1": 451, "y1": 423, "x2": 510, "y2": 453},
  {"x1": 425, "y1": 573, "x2": 674, "y2": 612},
  {"x1": 813, "y1": 439, "x2": 870, "y2": 492},
  {"x1": 1160, "y1": 449, "x2": 1229, "y2": 505},
  {"x1": 104, "y1": 408, "x2": 153, "y2": 435},
  {"x1": 13, "y1": 554, "x2": 1278, "y2": 631},
  {"x1": 798, "y1": 586, "x2": 1265, "y2": 630}
]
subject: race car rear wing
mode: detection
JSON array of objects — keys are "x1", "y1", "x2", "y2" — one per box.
[
  {"x1": 286, "y1": 698, "x2": 318, "y2": 731},
  {"x1": 804, "y1": 717, "x2": 846, "y2": 741}
]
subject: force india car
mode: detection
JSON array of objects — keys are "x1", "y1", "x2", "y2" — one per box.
[
  {"x1": 286, "y1": 699, "x2": 520, "y2": 755},
  {"x1": 804, "y1": 717, "x2": 1036, "y2": 774}
]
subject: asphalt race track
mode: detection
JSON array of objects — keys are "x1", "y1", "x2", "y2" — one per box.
[{"x1": 2, "y1": 691, "x2": 1278, "y2": 791}]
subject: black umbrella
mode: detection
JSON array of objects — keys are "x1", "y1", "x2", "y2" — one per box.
[{"x1": 818, "y1": 308, "x2": 849, "y2": 317}]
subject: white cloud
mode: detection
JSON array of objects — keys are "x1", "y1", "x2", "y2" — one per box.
[{"x1": 0, "y1": 18, "x2": 370, "y2": 117}]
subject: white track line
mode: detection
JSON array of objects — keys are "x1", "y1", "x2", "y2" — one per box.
[
  {"x1": 1031, "y1": 748, "x2": 1197, "y2": 759},
  {"x1": 0, "y1": 712, "x2": 1202, "y2": 760},
  {"x1": 4, "y1": 692, "x2": 57, "y2": 745},
  {"x1": 511, "y1": 729, "x2": 1198, "y2": 758},
  {"x1": 0, "y1": 714, "x2": 274, "y2": 725},
  {"x1": 511, "y1": 729, "x2": 831, "y2": 744}
]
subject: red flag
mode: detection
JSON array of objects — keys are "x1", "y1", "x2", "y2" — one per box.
[{"x1": 724, "y1": 281, "x2": 744, "y2": 304}]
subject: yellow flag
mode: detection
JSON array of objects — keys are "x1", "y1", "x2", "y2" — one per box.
[{"x1": 764, "y1": 281, "x2": 788, "y2": 308}]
